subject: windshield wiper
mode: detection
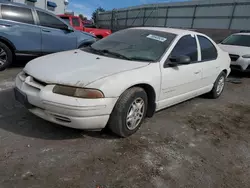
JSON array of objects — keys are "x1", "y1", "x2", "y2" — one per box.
[
  {"x1": 87, "y1": 47, "x2": 153, "y2": 62},
  {"x1": 87, "y1": 47, "x2": 131, "y2": 60},
  {"x1": 101, "y1": 50, "x2": 132, "y2": 60},
  {"x1": 129, "y1": 56, "x2": 154, "y2": 62},
  {"x1": 87, "y1": 46, "x2": 106, "y2": 55}
]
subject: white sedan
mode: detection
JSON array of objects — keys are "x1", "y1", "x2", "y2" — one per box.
[
  {"x1": 15, "y1": 27, "x2": 231, "y2": 137},
  {"x1": 219, "y1": 32, "x2": 250, "y2": 72}
]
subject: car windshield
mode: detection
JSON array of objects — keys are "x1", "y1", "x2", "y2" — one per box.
[
  {"x1": 84, "y1": 29, "x2": 176, "y2": 62},
  {"x1": 221, "y1": 34, "x2": 250, "y2": 47},
  {"x1": 60, "y1": 17, "x2": 70, "y2": 25}
]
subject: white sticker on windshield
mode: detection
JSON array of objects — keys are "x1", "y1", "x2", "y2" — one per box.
[{"x1": 147, "y1": 34, "x2": 167, "y2": 42}]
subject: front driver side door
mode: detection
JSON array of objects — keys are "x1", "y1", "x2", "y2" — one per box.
[
  {"x1": 158, "y1": 34, "x2": 203, "y2": 109},
  {"x1": 36, "y1": 10, "x2": 77, "y2": 54}
]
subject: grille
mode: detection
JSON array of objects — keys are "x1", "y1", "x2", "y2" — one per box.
[
  {"x1": 53, "y1": 115, "x2": 71, "y2": 123},
  {"x1": 229, "y1": 54, "x2": 240, "y2": 61},
  {"x1": 230, "y1": 65, "x2": 242, "y2": 71}
]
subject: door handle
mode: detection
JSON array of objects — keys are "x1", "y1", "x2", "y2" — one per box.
[{"x1": 42, "y1": 29, "x2": 51, "y2": 32}]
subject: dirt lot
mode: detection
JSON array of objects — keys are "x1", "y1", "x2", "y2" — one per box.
[{"x1": 0, "y1": 67, "x2": 250, "y2": 188}]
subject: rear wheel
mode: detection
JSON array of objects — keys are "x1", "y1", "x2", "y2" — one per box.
[
  {"x1": 208, "y1": 72, "x2": 226, "y2": 99},
  {"x1": 108, "y1": 87, "x2": 148, "y2": 137},
  {"x1": 0, "y1": 42, "x2": 13, "y2": 71}
]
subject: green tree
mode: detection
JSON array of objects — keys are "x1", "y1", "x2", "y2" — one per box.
[
  {"x1": 92, "y1": 7, "x2": 105, "y2": 23},
  {"x1": 79, "y1": 14, "x2": 87, "y2": 21}
]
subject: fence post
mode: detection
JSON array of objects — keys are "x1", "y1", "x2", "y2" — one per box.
[
  {"x1": 191, "y1": 5, "x2": 197, "y2": 29},
  {"x1": 111, "y1": 9, "x2": 114, "y2": 31},
  {"x1": 228, "y1": 3, "x2": 237, "y2": 30},
  {"x1": 143, "y1": 8, "x2": 146, "y2": 26},
  {"x1": 125, "y1": 9, "x2": 129, "y2": 28},
  {"x1": 164, "y1": 7, "x2": 169, "y2": 27}
]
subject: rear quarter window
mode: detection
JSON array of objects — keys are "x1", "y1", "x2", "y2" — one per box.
[
  {"x1": 1, "y1": 5, "x2": 34, "y2": 25},
  {"x1": 198, "y1": 35, "x2": 218, "y2": 61}
]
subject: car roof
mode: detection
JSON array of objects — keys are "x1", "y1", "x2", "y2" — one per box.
[
  {"x1": 234, "y1": 33, "x2": 250, "y2": 36},
  {"x1": 130, "y1": 27, "x2": 203, "y2": 36},
  {"x1": 0, "y1": 0, "x2": 50, "y2": 12}
]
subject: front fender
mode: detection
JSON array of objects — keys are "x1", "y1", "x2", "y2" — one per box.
[{"x1": 86, "y1": 63, "x2": 161, "y2": 101}]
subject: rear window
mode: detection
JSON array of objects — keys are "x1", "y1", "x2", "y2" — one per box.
[
  {"x1": 198, "y1": 35, "x2": 217, "y2": 61},
  {"x1": 72, "y1": 18, "x2": 80, "y2": 27},
  {"x1": 1, "y1": 5, "x2": 34, "y2": 25}
]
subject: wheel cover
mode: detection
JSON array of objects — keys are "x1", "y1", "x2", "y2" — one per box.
[
  {"x1": 0, "y1": 48, "x2": 7, "y2": 67},
  {"x1": 216, "y1": 76, "x2": 225, "y2": 95},
  {"x1": 126, "y1": 97, "x2": 145, "y2": 130}
]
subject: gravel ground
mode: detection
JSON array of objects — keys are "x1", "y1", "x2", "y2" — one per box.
[{"x1": 0, "y1": 67, "x2": 250, "y2": 188}]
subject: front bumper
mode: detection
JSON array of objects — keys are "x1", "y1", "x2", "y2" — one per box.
[
  {"x1": 15, "y1": 73, "x2": 118, "y2": 130},
  {"x1": 230, "y1": 58, "x2": 250, "y2": 72}
]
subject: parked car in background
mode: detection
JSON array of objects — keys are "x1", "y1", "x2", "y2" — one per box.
[
  {"x1": 219, "y1": 32, "x2": 250, "y2": 72},
  {"x1": 15, "y1": 27, "x2": 230, "y2": 137},
  {"x1": 57, "y1": 14, "x2": 112, "y2": 39},
  {"x1": 58, "y1": 14, "x2": 83, "y2": 31},
  {"x1": 0, "y1": 1, "x2": 96, "y2": 71},
  {"x1": 82, "y1": 22, "x2": 112, "y2": 39}
]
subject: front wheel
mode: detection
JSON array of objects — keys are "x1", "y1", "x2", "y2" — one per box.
[
  {"x1": 0, "y1": 42, "x2": 13, "y2": 71},
  {"x1": 208, "y1": 72, "x2": 226, "y2": 99},
  {"x1": 108, "y1": 87, "x2": 148, "y2": 137}
]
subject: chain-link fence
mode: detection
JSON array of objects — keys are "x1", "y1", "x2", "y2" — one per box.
[{"x1": 96, "y1": 0, "x2": 250, "y2": 33}]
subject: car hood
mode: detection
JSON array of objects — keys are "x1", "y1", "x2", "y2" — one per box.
[
  {"x1": 218, "y1": 44, "x2": 250, "y2": 56},
  {"x1": 24, "y1": 50, "x2": 149, "y2": 87}
]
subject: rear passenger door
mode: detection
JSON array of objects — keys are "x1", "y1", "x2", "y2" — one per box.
[
  {"x1": 197, "y1": 35, "x2": 220, "y2": 86},
  {"x1": 0, "y1": 5, "x2": 41, "y2": 54},
  {"x1": 36, "y1": 10, "x2": 77, "y2": 53}
]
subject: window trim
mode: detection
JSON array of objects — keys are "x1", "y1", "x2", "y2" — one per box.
[
  {"x1": 0, "y1": 4, "x2": 35, "y2": 25},
  {"x1": 164, "y1": 34, "x2": 199, "y2": 68},
  {"x1": 197, "y1": 35, "x2": 218, "y2": 63},
  {"x1": 36, "y1": 10, "x2": 68, "y2": 30}
]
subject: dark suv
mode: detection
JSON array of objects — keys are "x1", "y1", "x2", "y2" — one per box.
[{"x1": 0, "y1": 1, "x2": 96, "y2": 71}]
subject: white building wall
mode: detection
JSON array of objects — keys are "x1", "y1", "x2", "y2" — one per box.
[{"x1": 11, "y1": 0, "x2": 66, "y2": 14}]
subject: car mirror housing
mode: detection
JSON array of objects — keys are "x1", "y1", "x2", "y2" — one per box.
[
  {"x1": 164, "y1": 55, "x2": 191, "y2": 68},
  {"x1": 67, "y1": 26, "x2": 74, "y2": 32}
]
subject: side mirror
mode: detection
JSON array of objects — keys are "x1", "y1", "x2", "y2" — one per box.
[
  {"x1": 67, "y1": 26, "x2": 74, "y2": 32},
  {"x1": 60, "y1": 25, "x2": 74, "y2": 32},
  {"x1": 165, "y1": 55, "x2": 191, "y2": 67}
]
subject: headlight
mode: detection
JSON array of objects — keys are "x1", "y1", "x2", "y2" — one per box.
[
  {"x1": 242, "y1": 54, "x2": 250, "y2": 58},
  {"x1": 52, "y1": 85, "x2": 104, "y2": 99}
]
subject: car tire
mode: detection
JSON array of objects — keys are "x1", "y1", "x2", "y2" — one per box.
[
  {"x1": 108, "y1": 87, "x2": 148, "y2": 137},
  {"x1": 208, "y1": 71, "x2": 226, "y2": 99},
  {"x1": 0, "y1": 42, "x2": 13, "y2": 71}
]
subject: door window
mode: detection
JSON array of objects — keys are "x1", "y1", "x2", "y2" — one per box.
[
  {"x1": 37, "y1": 11, "x2": 67, "y2": 29},
  {"x1": 72, "y1": 18, "x2": 80, "y2": 27},
  {"x1": 198, "y1": 35, "x2": 218, "y2": 61},
  {"x1": 1, "y1": 5, "x2": 34, "y2": 24},
  {"x1": 170, "y1": 35, "x2": 198, "y2": 62}
]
